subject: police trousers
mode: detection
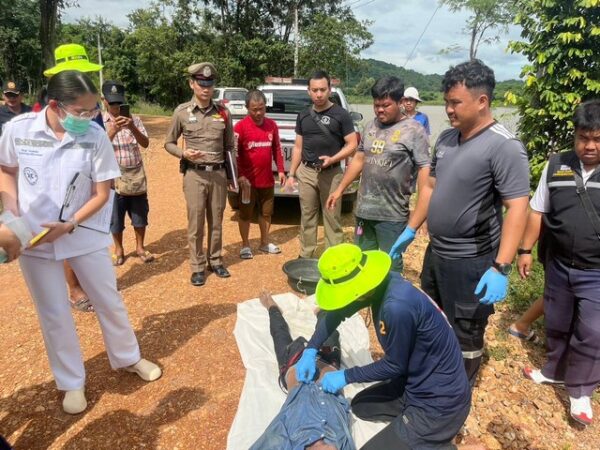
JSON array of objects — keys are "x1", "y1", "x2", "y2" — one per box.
[
  {"x1": 19, "y1": 249, "x2": 141, "y2": 390},
  {"x1": 296, "y1": 163, "x2": 343, "y2": 258},
  {"x1": 420, "y1": 245, "x2": 494, "y2": 385},
  {"x1": 182, "y1": 167, "x2": 227, "y2": 271},
  {"x1": 542, "y1": 258, "x2": 600, "y2": 398}
]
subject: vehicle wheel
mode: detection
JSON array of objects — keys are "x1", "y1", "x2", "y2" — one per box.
[
  {"x1": 341, "y1": 198, "x2": 354, "y2": 214},
  {"x1": 228, "y1": 191, "x2": 240, "y2": 210}
]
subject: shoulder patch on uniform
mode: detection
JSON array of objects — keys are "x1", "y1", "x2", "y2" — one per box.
[{"x1": 174, "y1": 102, "x2": 191, "y2": 112}]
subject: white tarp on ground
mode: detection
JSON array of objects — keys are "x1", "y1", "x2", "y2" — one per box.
[{"x1": 227, "y1": 293, "x2": 386, "y2": 449}]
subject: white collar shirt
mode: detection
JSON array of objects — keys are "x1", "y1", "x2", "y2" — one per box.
[{"x1": 0, "y1": 108, "x2": 120, "y2": 260}]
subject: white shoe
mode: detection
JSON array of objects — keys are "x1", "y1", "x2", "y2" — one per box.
[
  {"x1": 570, "y1": 396, "x2": 593, "y2": 426},
  {"x1": 523, "y1": 367, "x2": 563, "y2": 384},
  {"x1": 125, "y1": 358, "x2": 162, "y2": 381},
  {"x1": 63, "y1": 388, "x2": 87, "y2": 414}
]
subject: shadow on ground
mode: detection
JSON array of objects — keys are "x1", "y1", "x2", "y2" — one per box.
[{"x1": 0, "y1": 302, "x2": 235, "y2": 449}]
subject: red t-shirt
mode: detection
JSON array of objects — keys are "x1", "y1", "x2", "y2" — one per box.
[{"x1": 234, "y1": 116, "x2": 284, "y2": 188}]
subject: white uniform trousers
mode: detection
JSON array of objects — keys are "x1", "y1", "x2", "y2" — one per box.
[{"x1": 19, "y1": 248, "x2": 141, "y2": 390}]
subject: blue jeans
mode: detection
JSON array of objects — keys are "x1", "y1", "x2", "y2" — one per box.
[{"x1": 355, "y1": 217, "x2": 406, "y2": 272}]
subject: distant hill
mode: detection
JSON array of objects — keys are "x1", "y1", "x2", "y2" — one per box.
[{"x1": 347, "y1": 58, "x2": 522, "y2": 102}]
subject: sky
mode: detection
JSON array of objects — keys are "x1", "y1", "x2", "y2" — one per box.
[{"x1": 62, "y1": 0, "x2": 527, "y2": 81}]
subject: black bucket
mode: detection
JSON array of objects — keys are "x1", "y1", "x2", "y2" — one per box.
[{"x1": 282, "y1": 258, "x2": 320, "y2": 295}]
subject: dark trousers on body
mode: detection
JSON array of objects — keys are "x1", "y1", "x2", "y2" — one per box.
[
  {"x1": 355, "y1": 217, "x2": 406, "y2": 273},
  {"x1": 353, "y1": 378, "x2": 467, "y2": 450},
  {"x1": 542, "y1": 258, "x2": 600, "y2": 398},
  {"x1": 268, "y1": 308, "x2": 341, "y2": 389},
  {"x1": 420, "y1": 245, "x2": 494, "y2": 385}
]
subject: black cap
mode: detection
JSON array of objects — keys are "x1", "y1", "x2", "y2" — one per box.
[
  {"x1": 102, "y1": 80, "x2": 126, "y2": 104},
  {"x1": 3, "y1": 81, "x2": 23, "y2": 94}
]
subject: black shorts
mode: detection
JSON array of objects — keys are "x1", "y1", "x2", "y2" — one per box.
[{"x1": 110, "y1": 193, "x2": 149, "y2": 234}]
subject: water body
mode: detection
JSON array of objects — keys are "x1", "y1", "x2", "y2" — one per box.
[{"x1": 351, "y1": 104, "x2": 520, "y2": 144}]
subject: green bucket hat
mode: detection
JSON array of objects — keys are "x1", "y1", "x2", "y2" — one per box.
[
  {"x1": 316, "y1": 243, "x2": 391, "y2": 311},
  {"x1": 44, "y1": 44, "x2": 103, "y2": 77}
]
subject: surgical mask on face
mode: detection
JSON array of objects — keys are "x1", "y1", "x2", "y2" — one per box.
[{"x1": 59, "y1": 112, "x2": 92, "y2": 135}]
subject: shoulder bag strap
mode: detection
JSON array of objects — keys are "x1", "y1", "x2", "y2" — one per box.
[
  {"x1": 573, "y1": 170, "x2": 600, "y2": 240},
  {"x1": 309, "y1": 108, "x2": 342, "y2": 148}
]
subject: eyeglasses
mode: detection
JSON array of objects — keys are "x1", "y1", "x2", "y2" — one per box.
[{"x1": 59, "y1": 102, "x2": 100, "y2": 119}]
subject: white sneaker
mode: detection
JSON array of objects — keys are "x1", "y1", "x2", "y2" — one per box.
[
  {"x1": 125, "y1": 358, "x2": 162, "y2": 381},
  {"x1": 523, "y1": 367, "x2": 563, "y2": 384},
  {"x1": 570, "y1": 396, "x2": 593, "y2": 426},
  {"x1": 63, "y1": 388, "x2": 87, "y2": 414}
]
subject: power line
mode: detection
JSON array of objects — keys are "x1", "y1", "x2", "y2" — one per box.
[
  {"x1": 352, "y1": 0, "x2": 378, "y2": 10},
  {"x1": 403, "y1": 4, "x2": 441, "y2": 68}
]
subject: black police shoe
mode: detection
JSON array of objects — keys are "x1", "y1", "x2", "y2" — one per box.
[
  {"x1": 190, "y1": 272, "x2": 206, "y2": 286},
  {"x1": 208, "y1": 265, "x2": 230, "y2": 278}
]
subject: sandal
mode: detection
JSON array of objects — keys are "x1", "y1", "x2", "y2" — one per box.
[
  {"x1": 137, "y1": 250, "x2": 155, "y2": 263},
  {"x1": 240, "y1": 247, "x2": 253, "y2": 259},
  {"x1": 70, "y1": 297, "x2": 94, "y2": 313},
  {"x1": 112, "y1": 254, "x2": 125, "y2": 266},
  {"x1": 508, "y1": 325, "x2": 540, "y2": 344},
  {"x1": 259, "y1": 243, "x2": 281, "y2": 254}
]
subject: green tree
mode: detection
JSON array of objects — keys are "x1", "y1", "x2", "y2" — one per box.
[
  {"x1": 40, "y1": 1, "x2": 77, "y2": 71},
  {"x1": 441, "y1": 0, "x2": 517, "y2": 60},
  {"x1": 507, "y1": 0, "x2": 600, "y2": 184},
  {"x1": 0, "y1": 0, "x2": 41, "y2": 91},
  {"x1": 298, "y1": 13, "x2": 373, "y2": 82}
]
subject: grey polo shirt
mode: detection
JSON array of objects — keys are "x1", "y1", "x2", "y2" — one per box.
[{"x1": 427, "y1": 122, "x2": 530, "y2": 259}]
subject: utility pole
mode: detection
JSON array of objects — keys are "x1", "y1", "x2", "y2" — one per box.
[
  {"x1": 293, "y1": 3, "x2": 299, "y2": 78},
  {"x1": 97, "y1": 33, "x2": 104, "y2": 89}
]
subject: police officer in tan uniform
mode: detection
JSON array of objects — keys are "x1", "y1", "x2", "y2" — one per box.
[{"x1": 164, "y1": 62, "x2": 235, "y2": 286}]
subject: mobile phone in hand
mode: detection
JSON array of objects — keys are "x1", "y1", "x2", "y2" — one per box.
[{"x1": 119, "y1": 104, "x2": 130, "y2": 118}]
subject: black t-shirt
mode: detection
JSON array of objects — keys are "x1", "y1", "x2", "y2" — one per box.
[
  {"x1": 0, "y1": 104, "x2": 32, "y2": 135},
  {"x1": 295, "y1": 104, "x2": 355, "y2": 163}
]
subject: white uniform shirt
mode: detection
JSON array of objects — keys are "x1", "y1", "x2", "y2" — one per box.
[
  {"x1": 0, "y1": 108, "x2": 120, "y2": 260},
  {"x1": 530, "y1": 161, "x2": 598, "y2": 213}
]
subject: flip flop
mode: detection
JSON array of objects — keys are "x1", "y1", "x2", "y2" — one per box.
[
  {"x1": 70, "y1": 297, "x2": 94, "y2": 313},
  {"x1": 259, "y1": 243, "x2": 281, "y2": 254},
  {"x1": 508, "y1": 325, "x2": 540, "y2": 344},
  {"x1": 112, "y1": 254, "x2": 125, "y2": 266},
  {"x1": 240, "y1": 247, "x2": 253, "y2": 259},
  {"x1": 137, "y1": 250, "x2": 155, "y2": 263}
]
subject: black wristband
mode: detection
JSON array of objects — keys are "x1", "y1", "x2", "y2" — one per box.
[{"x1": 517, "y1": 248, "x2": 532, "y2": 255}]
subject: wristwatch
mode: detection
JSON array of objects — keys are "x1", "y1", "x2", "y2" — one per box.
[
  {"x1": 517, "y1": 248, "x2": 532, "y2": 255},
  {"x1": 68, "y1": 218, "x2": 79, "y2": 234},
  {"x1": 492, "y1": 261, "x2": 512, "y2": 276},
  {"x1": 288, "y1": 172, "x2": 295, "y2": 178}
]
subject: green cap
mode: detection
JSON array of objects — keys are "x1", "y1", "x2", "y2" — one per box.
[
  {"x1": 316, "y1": 243, "x2": 391, "y2": 311},
  {"x1": 44, "y1": 44, "x2": 103, "y2": 77}
]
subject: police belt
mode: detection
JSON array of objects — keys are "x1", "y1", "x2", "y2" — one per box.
[
  {"x1": 301, "y1": 160, "x2": 340, "y2": 172},
  {"x1": 186, "y1": 162, "x2": 225, "y2": 171}
]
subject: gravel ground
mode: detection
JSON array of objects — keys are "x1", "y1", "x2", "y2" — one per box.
[{"x1": 0, "y1": 115, "x2": 597, "y2": 449}]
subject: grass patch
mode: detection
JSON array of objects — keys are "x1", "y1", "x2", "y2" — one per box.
[
  {"x1": 487, "y1": 344, "x2": 510, "y2": 361},
  {"x1": 131, "y1": 100, "x2": 171, "y2": 116},
  {"x1": 506, "y1": 247, "x2": 545, "y2": 314}
]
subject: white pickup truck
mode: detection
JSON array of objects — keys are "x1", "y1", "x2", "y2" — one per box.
[{"x1": 227, "y1": 80, "x2": 363, "y2": 213}]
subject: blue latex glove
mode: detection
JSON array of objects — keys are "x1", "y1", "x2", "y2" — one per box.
[
  {"x1": 389, "y1": 226, "x2": 416, "y2": 260},
  {"x1": 475, "y1": 268, "x2": 509, "y2": 305},
  {"x1": 294, "y1": 348, "x2": 318, "y2": 383},
  {"x1": 320, "y1": 370, "x2": 348, "y2": 394}
]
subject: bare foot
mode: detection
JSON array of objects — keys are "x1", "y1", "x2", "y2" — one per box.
[{"x1": 259, "y1": 290, "x2": 277, "y2": 309}]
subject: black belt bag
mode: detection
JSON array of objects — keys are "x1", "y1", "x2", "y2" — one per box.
[{"x1": 301, "y1": 160, "x2": 340, "y2": 172}]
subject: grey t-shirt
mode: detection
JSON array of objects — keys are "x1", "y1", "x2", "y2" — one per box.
[
  {"x1": 356, "y1": 118, "x2": 430, "y2": 221},
  {"x1": 428, "y1": 122, "x2": 530, "y2": 258}
]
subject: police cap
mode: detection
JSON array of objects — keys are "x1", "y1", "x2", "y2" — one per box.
[{"x1": 188, "y1": 62, "x2": 217, "y2": 86}]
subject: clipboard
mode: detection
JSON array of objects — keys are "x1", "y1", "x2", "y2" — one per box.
[{"x1": 59, "y1": 172, "x2": 114, "y2": 234}]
